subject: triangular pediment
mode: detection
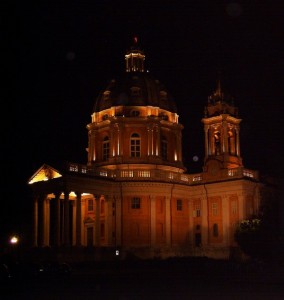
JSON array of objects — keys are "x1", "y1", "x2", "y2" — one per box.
[
  {"x1": 84, "y1": 216, "x2": 95, "y2": 224},
  {"x1": 28, "y1": 164, "x2": 62, "y2": 184}
]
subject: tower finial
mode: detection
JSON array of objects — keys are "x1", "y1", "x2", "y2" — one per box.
[
  {"x1": 215, "y1": 78, "x2": 222, "y2": 99},
  {"x1": 217, "y1": 79, "x2": 221, "y2": 95}
]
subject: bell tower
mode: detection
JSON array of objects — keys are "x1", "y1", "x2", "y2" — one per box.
[{"x1": 202, "y1": 81, "x2": 243, "y2": 173}]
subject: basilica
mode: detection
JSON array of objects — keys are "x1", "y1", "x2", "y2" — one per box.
[{"x1": 28, "y1": 40, "x2": 262, "y2": 260}]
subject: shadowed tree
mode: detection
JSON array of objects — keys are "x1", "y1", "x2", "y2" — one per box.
[{"x1": 235, "y1": 184, "x2": 284, "y2": 263}]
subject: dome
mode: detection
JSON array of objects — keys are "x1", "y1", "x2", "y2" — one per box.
[
  {"x1": 93, "y1": 38, "x2": 177, "y2": 113},
  {"x1": 93, "y1": 72, "x2": 177, "y2": 113}
]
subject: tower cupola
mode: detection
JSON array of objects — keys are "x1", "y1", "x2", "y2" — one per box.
[
  {"x1": 202, "y1": 81, "x2": 243, "y2": 173},
  {"x1": 125, "y1": 37, "x2": 145, "y2": 72}
]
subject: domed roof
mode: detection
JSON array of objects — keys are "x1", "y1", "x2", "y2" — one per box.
[
  {"x1": 93, "y1": 72, "x2": 177, "y2": 113},
  {"x1": 93, "y1": 38, "x2": 177, "y2": 113}
]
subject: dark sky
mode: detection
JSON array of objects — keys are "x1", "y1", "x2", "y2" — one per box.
[{"x1": 3, "y1": 0, "x2": 284, "y2": 244}]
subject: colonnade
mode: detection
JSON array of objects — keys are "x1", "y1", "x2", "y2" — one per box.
[{"x1": 32, "y1": 192, "x2": 114, "y2": 248}]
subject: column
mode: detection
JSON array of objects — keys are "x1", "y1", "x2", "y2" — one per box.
[
  {"x1": 117, "y1": 124, "x2": 120, "y2": 156},
  {"x1": 76, "y1": 192, "x2": 82, "y2": 246},
  {"x1": 236, "y1": 127, "x2": 240, "y2": 157},
  {"x1": 33, "y1": 195, "x2": 39, "y2": 247},
  {"x1": 201, "y1": 192, "x2": 209, "y2": 246},
  {"x1": 210, "y1": 128, "x2": 214, "y2": 155},
  {"x1": 154, "y1": 124, "x2": 159, "y2": 156},
  {"x1": 81, "y1": 199, "x2": 86, "y2": 246},
  {"x1": 118, "y1": 123, "x2": 123, "y2": 156},
  {"x1": 110, "y1": 124, "x2": 115, "y2": 157},
  {"x1": 114, "y1": 123, "x2": 121, "y2": 157},
  {"x1": 92, "y1": 131, "x2": 97, "y2": 161},
  {"x1": 41, "y1": 195, "x2": 47, "y2": 247},
  {"x1": 177, "y1": 129, "x2": 182, "y2": 161},
  {"x1": 238, "y1": 192, "x2": 245, "y2": 220},
  {"x1": 150, "y1": 196, "x2": 156, "y2": 247},
  {"x1": 115, "y1": 196, "x2": 122, "y2": 247},
  {"x1": 44, "y1": 198, "x2": 50, "y2": 246},
  {"x1": 63, "y1": 192, "x2": 70, "y2": 246},
  {"x1": 222, "y1": 120, "x2": 228, "y2": 153},
  {"x1": 204, "y1": 126, "x2": 209, "y2": 158},
  {"x1": 104, "y1": 196, "x2": 112, "y2": 246},
  {"x1": 55, "y1": 193, "x2": 61, "y2": 247},
  {"x1": 88, "y1": 132, "x2": 92, "y2": 162},
  {"x1": 165, "y1": 195, "x2": 171, "y2": 246},
  {"x1": 222, "y1": 195, "x2": 230, "y2": 246},
  {"x1": 188, "y1": 199, "x2": 193, "y2": 246},
  {"x1": 72, "y1": 200, "x2": 76, "y2": 246},
  {"x1": 95, "y1": 196, "x2": 100, "y2": 246},
  {"x1": 147, "y1": 126, "x2": 151, "y2": 155}
]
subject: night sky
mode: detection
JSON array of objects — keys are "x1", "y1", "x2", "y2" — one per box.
[{"x1": 3, "y1": 1, "x2": 283, "y2": 245}]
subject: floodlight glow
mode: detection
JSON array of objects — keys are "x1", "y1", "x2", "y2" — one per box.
[{"x1": 10, "y1": 236, "x2": 19, "y2": 244}]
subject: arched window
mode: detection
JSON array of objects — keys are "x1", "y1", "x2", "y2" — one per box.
[
  {"x1": 102, "y1": 136, "x2": 109, "y2": 161},
  {"x1": 214, "y1": 131, "x2": 221, "y2": 155},
  {"x1": 228, "y1": 130, "x2": 235, "y2": 155},
  {"x1": 130, "y1": 133, "x2": 141, "y2": 157},
  {"x1": 103, "y1": 90, "x2": 110, "y2": 100},
  {"x1": 161, "y1": 136, "x2": 168, "y2": 160},
  {"x1": 160, "y1": 91, "x2": 167, "y2": 100}
]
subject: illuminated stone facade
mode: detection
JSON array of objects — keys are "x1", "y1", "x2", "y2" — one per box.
[{"x1": 29, "y1": 40, "x2": 261, "y2": 259}]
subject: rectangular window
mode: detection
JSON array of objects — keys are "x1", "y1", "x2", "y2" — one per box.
[
  {"x1": 212, "y1": 203, "x2": 218, "y2": 216},
  {"x1": 231, "y1": 200, "x2": 237, "y2": 215},
  {"x1": 131, "y1": 140, "x2": 140, "y2": 157},
  {"x1": 103, "y1": 141, "x2": 109, "y2": 161},
  {"x1": 161, "y1": 139, "x2": 167, "y2": 160},
  {"x1": 193, "y1": 202, "x2": 201, "y2": 217},
  {"x1": 131, "y1": 197, "x2": 141, "y2": 209},
  {"x1": 193, "y1": 175, "x2": 202, "y2": 182},
  {"x1": 180, "y1": 175, "x2": 189, "y2": 182},
  {"x1": 195, "y1": 233, "x2": 201, "y2": 247},
  {"x1": 177, "y1": 199, "x2": 182, "y2": 211},
  {"x1": 87, "y1": 199, "x2": 94, "y2": 212},
  {"x1": 99, "y1": 170, "x2": 108, "y2": 177},
  {"x1": 69, "y1": 164, "x2": 78, "y2": 172}
]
